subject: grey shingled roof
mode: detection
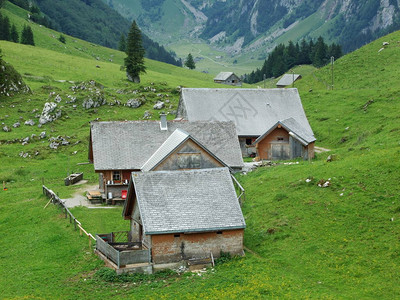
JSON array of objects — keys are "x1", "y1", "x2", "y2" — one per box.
[
  {"x1": 178, "y1": 88, "x2": 315, "y2": 138},
  {"x1": 141, "y1": 128, "x2": 228, "y2": 172},
  {"x1": 276, "y1": 74, "x2": 302, "y2": 87},
  {"x1": 214, "y1": 72, "x2": 235, "y2": 81},
  {"x1": 255, "y1": 117, "x2": 316, "y2": 146},
  {"x1": 131, "y1": 168, "x2": 246, "y2": 235},
  {"x1": 91, "y1": 120, "x2": 243, "y2": 171}
]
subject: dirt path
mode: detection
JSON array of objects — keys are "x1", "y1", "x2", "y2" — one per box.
[
  {"x1": 63, "y1": 182, "x2": 100, "y2": 208},
  {"x1": 314, "y1": 146, "x2": 331, "y2": 153}
]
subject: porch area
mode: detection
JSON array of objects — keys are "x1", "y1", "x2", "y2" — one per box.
[{"x1": 95, "y1": 231, "x2": 152, "y2": 274}]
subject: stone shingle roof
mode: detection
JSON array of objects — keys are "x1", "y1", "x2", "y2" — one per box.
[
  {"x1": 141, "y1": 128, "x2": 228, "y2": 171},
  {"x1": 90, "y1": 120, "x2": 243, "y2": 171},
  {"x1": 177, "y1": 88, "x2": 314, "y2": 138},
  {"x1": 131, "y1": 168, "x2": 246, "y2": 235},
  {"x1": 214, "y1": 72, "x2": 235, "y2": 81}
]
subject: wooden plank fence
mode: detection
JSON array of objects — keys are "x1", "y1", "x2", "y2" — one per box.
[{"x1": 42, "y1": 185, "x2": 95, "y2": 248}]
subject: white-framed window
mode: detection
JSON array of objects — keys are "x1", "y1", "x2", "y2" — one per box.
[{"x1": 112, "y1": 171, "x2": 121, "y2": 181}]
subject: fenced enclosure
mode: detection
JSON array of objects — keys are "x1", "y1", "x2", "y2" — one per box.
[{"x1": 96, "y1": 233, "x2": 150, "y2": 268}]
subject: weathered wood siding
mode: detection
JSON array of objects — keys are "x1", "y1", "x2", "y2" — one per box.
[
  {"x1": 153, "y1": 139, "x2": 224, "y2": 171},
  {"x1": 151, "y1": 229, "x2": 244, "y2": 264},
  {"x1": 96, "y1": 235, "x2": 150, "y2": 267}
]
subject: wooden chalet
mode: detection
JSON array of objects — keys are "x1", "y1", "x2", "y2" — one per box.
[
  {"x1": 214, "y1": 72, "x2": 242, "y2": 86},
  {"x1": 176, "y1": 88, "x2": 315, "y2": 159},
  {"x1": 94, "y1": 167, "x2": 245, "y2": 273},
  {"x1": 89, "y1": 117, "x2": 243, "y2": 201}
]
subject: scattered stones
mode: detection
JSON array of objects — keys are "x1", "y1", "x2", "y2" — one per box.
[
  {"x1": 383, "y1": 42, "x2": 389, "y2": 46},
  {"x1": 39, "y1": 102, "x2": 62, "y2": 125},
  {"x1": 19, "y1": 151, "x2": 29, "y2": 158},
  {"x1": 24, "y1": 119, "x2": 35, "y2": 126},
  {"x1": 2, "y1": 126, "x2": 11, "y2": 132},
  {"x1": 326, "y1": 154, "x2": 336, "y2": 162},
  {"x1": 317, "y1": 178, "x2": 331, "y2": 188},
  {"x1": 143, "y1": 110, "x2": 152, "y2": 119},
  {"x1": 39, "y1": 131, "x2": 46, "y2": 139},
  {"x1": 362, "y1": 99, "x2": 374, "y2": 111},
  {"x1": 153, "y1": 101, "x2": 165, "y2": 110},
  {"x1": 48, "y1": 136, "x2": 71, "y2": 149},
  {"x1": 54, "y1": 95, "x2": 62, "y2": 103},
  {"x1": 126, "y1": 98, "x2": 142, "y2": 108},
  {"x1": 109, "y1": 99, "x2": 121, "y2": 106},
  {"x1": 13, "y1": 122, "x2": 20, "y2": 128}
]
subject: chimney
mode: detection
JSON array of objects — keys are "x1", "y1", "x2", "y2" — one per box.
[{"x1": 160, "y1": 114, "x2": 167, "y2": 131}]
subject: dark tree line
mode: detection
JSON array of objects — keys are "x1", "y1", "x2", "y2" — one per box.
[
  {"x1": 0, "y1": 12, "x2": 34, "y2": 45},
  {"x1": 244, "y1": 37, "x2": 343, "y2": 84}
]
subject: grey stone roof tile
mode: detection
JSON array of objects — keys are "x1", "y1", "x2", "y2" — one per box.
[
  {"x1": 132, "y1": 168, "x2": 246, "y2": 234},
  {"x1": 91, "y1": 120, "x2": 243, "y2": 170}
]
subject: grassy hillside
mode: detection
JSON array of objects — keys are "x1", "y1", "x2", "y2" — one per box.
[{"x1": 1, "y1": 2, "x2": 400, "y2": 298}]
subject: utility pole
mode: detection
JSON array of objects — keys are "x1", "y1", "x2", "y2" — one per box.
[
  {"x1": 292, "y1": 69, "x2": 295, "y2": 88},
  {"x1": 331, "y1": 56, "x2": 334, "y2": 90}
]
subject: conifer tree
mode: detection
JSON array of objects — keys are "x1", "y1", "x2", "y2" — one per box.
[
  {"x1": 118, "y1": 34, "x2": 126, "y2": 52},
  {"x1": 0, "y1": 15, "x2": 11, "y2": 41},
  {"x1": 184, "y1": 53, "x2": 195, "y2": 69},
  {"x1": 312, "y1": 36, "x2": 327, "y2": 68},
  {"x1": 21, "y1": 25, "x2": 34, "y2": 46},
  {"x1": 124, "y1": 21, "x2": 146, "y2": 83},
  {"x1": 10, "y1": 24, "x2": 18, "y2": 43}
]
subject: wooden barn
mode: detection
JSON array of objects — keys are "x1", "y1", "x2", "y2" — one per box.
[
  {"x1": 276, "y1": 74, "x2": 302, "y2": 88},
  {"x1": 214, "y1": 72, "x2": 242, "y2": 86},
  {"x1": 176, "y1": 88, "x2": 315, "y2": 159},
  {"x1": 254, "y1": 118, "x2": 315, "y2": 160},
  {"x1": 121, "y1": 168, "x2": 246, "y2": 267},
  {"x1": 89, "y1": 117, "x2": 243, "y2": 201}
]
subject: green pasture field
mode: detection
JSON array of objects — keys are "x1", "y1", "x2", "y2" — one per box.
[{"x1": 1, "y1": 3, "x2": 400, "y2": 299}]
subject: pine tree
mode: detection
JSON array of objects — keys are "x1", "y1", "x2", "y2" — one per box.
[
  {"x1": 184, "y1": 53, "x2": 195, "y2": 69},
  {"x1": 21, "y1": 25, "x2": 34, "y2": 46},
  {"x1": 118, "y1": 34, "x2": 126, "y2": 52},
  {"x1": 10, "y1": 24, "x2": 18, "y2": 43},
  {"x1": 313, "y1": 36, "x2": 327, "y2": 68},
  {"x1": 0, "y1": 15, "x2": 11, "y2": 41},
  {"x1": 124, "y1": 21, "x2": 146, "y2": 83}
]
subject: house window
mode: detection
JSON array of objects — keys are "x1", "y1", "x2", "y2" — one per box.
[
  {"x1": 174, "y1": 234, "x2": 181, "y2": 238},
  {"x1": 246, "y1": 138, "x2": 252, "y2": 145},
  {"x1": 216, "y1": 231, "x2": 223, "y2": 235},
  {"x1": 112, "y1": 171, "x2": 121, "y2": 181},
  {"x1": 277, "y1": 137, "x2": 284, "y2": 141}
]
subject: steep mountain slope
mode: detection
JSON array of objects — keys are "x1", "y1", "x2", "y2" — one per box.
[
  {"x1": 106, "y1": 0, "x2": 400, "y2": 56},
  {"x1": 27, "y1": 0, "x2": 181, "y2": 66}
]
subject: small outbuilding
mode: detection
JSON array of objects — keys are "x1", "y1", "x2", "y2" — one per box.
[
  {"x1": 95, "y1": 168, "x2": 246, "y2": 271},
  {"x1": 214, "y1": 72, "x2": 242, "y2": 86},
  {"x1": 254, "y1": 118, "x2": 315, "y2": 160},
  {"x1": 276, "y1": 74, "x2": 302, "y2": 88}
]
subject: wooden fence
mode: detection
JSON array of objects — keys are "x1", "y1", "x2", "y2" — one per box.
[
  {"x1": 231, "y1": 175, "x2": 246, "y2": 205},
  {"x1": 42, "y1": 185, "x2": 96, "y2": 248}
]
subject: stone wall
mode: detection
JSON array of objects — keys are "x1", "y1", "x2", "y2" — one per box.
[{"x1": 151, "y1": 229, "x2": 244, "y2": 264}]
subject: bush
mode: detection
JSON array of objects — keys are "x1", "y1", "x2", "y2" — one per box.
[{"x1": 215, "y1": 251, "x2": 232, "y2": 265}]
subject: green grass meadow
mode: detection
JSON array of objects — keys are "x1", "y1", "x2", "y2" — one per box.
[{"x1": 1, "y1": 4, "x2": 400, "y2": 299}]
